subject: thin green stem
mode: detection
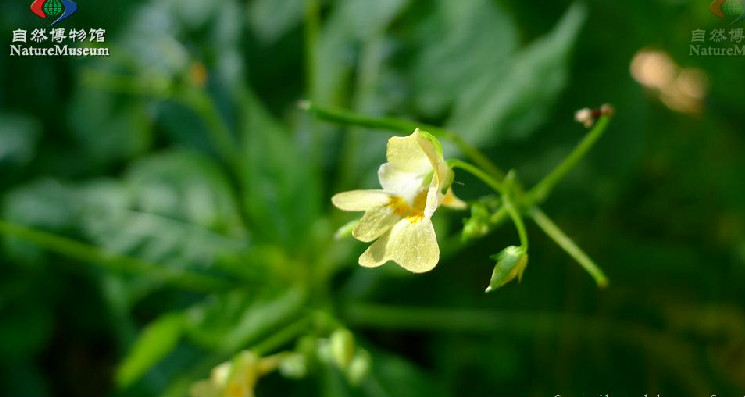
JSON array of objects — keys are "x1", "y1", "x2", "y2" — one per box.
[
  {"x1": 300, "y1": 102, "x2": 506, "y2": 180},
  {"x1": 501, "y1": 171, "x2": 529, "y2": 250},
  {"x1": 304, "y1": 0, "x2": 320, "y2": 102},
  {"x1": 526, "y1": 116, "x2": 611, "y2": 205},
  {"x1": 489, "y1": 206, "x2": 509, "y2": 225},
  {"x1": 253, "y1": 315, "x2": 313, "y2": 356},
  {"x1": 300, "y1": 101, "x2": 420, "y2": 133},
  {"x1": 447, "y1": 159, "x2": 504, "y2": 193},
  {"x1": 503, "y1": 193, "x2": 528, "y2": 250},
  {"x1": 449, "y1": 160, "x2": 529, "y2": 248},
  {"x1": 82, "y1": 69, "x2": 173, "y2": 99},
  {"x1": 0, "y1": 219, "x2": 233, "y2": 293},
  {"x1": 445, "y1": 133, "x2": 505, "y2": 180},
  {"x1": 528, "y1": 207, "x2": 608, "y2": 287}
]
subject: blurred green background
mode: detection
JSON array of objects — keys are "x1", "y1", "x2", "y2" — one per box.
[{"x1": 1, "y1": 0, "x2": 745, "y2": 396}]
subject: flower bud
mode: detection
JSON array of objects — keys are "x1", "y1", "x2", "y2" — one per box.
[
  {"x1": 279, "y1": 353, "x2": 307, "y2": 379},
  {"x1": 334, "y1": 220, "x2": 359, "y2": 240},
  {"x1": 575, "y1": 104, "x2": 614, "y2": 128},
  {"x1": 210, "y1": 362, "x2": 232, "y2": 388},
  {"x1": 485, "y1": 246, "x2": 528, "y2": 293},
  {"x1": 462, "y1": 218, "x2": 490, "y2": 241},
  {"x1": 346, "y1": 350, "x2": 371, "y2": 385},
  {"x1": 330, "y1": 329, "x2": 355, "y2": 370},
  {"x1": 461, "y1": 202, "x2": 491, "y2": 241}
]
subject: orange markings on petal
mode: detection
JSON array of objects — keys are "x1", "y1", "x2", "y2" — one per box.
[
  {"x1": 388, "y1": 196, "x2": 411, "y2": 216},
  {"x1": 406, "y1": 213, "x2": 425, "y2": 224}
]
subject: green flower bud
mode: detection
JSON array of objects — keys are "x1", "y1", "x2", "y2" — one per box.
[
  {"x1": 334, "y1": 220, "x2": 359, "y2": 240},
  {"x1": 316, "y1": 338, "x2": 332, "y2": 363},
  {"x1": 461, "y1": 202, "x2": 492, "y2": 241},
  {"x1": 462, "y1": 218, "x2": 490, "y2": 241},
  {"x1": 346, "y1": 350, "x2": 371, "y2": 385},
  {"x1": 330, "y1": 329, "x2": 355, "y2": 370},
  {"x1": 485, "y1": 246, "x2": 528, "y2": 293},
  {"x1": 279, "y1": 353, "x2": 307, "y2": 379},
  {"x1": 210, "y1": 362, "x2": 232, "y2": 388}
]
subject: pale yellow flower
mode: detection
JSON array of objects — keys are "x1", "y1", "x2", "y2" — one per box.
[
  {"x1": 190, "y1": 351, "x2": 285, "y2": 397},
  {"x1": 332, "y1": 129, "x2": 464, "y2": 273}
]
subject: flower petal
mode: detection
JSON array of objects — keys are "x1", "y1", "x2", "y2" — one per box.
[
  {"x1": 415, "y1": 129, "x2": 450, "y2": 217},
  {"x1": 386, "y1": 133, "x2": 431, "y2": 173},
  {"x1": 423, "y1": 185, "x2": 440, "y2": 219},
  {"x1": 414, "y1": 129, "x2": 447, "y2": 184},
  {"x1": 353, "y1": 205, "x2": 401, "y2": 243},
  {"x1": 386, "y1": 217, "x2": 439, "y2": 273},
  {"x1": 378, "y1": 163, "x2": 424, "y2": 204},
  {"x1": 358, "y1": 231, "x2": 390, "y2": 268},
  {"x1": 442, "y1": 188, "x2": 467, "y2": 209},
  {"x1": 331, "y1": 190, "x2": 390, "y2": 212}
]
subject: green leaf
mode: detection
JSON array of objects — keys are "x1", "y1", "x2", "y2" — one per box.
[
  {"x1": 2, "y1": 151, "x2": 247, "y2": 293},
  {"x1": 447, "y1": 3, "x2": 588, "y2": 146},
  {"x1": 185, "y1": 286, "x2": 306, "y2": 353},
  {"x1": 316, "y1": 0, "x2": 410, "y2": 104},
  {"x1": 0, "y1": 113, "x2": 40, "y2": 166},
  {"x1": 67, "y1": 87, "x2": 153, "y2": 164},
  {"x1": 241, "y1": 91, "x2": 320, "y2": 248},
  {"x1": 123, "y1": 150, "x2": 245, "y2": 237},
  {"x1": 116, "y1": 313, "x2": 185, "y2": 389},
  {"x1": 3, "y1": 179, "x2": 79, "y2": 230},
  {"x1": 410, "y1": 0, "x2": 519, "y2": 117},
  {"x1": 79, "y1": 150, "x2": 246, "y2": 274},
  {"x1": 1, "y1": 179, "x2": 80, "y2": 264}
]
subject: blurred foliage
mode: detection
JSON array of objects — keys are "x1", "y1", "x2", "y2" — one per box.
[{"x1": 1, "y1": 0, "x2": 745, "y2": 396}]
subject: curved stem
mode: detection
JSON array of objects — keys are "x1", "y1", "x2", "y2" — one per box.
[
  {"x1": 502, "y1": 192, "x2": 528, "y2": 250},
  {"x1": 300, "y1": 102, "x2": 506, "y2": 180},
  {"x1": 444, "y1": 133, "x2": 505, "y2": 180},
  {"x1": 451, "y1": 161, "x2": 527, "y2": 249},
  {"x1": 253, "y1": 315, "x2": 314, "y2": 356},
  {"x1": 300, "y1": 100, "x2": 424, "y2": 134},
  {"x1": 304, "y1": 0, "x2": 320, "y2": 102},
  {"x1": 448, "y1": 159, "x2": 504, "y2": 194},
  {"x1": 526, "y1": 116, "x2": 611, "y2": 205},
  {"x1": 528, "y1": 207, "x2": 608, "y2": 287}
]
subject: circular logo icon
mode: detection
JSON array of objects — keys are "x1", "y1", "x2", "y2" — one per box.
[{"x1": 722, "y1": 0, "x2": 745, "y2": 17}]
